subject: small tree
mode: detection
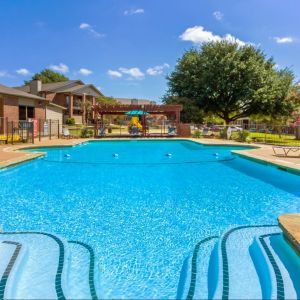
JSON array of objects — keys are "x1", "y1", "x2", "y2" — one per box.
[
  {"x1": 24, "y1": 69, "x2": 69, "y2": 85},
  {"x1": 166, "y1": 41, "x2": 297, "y2": 124}
]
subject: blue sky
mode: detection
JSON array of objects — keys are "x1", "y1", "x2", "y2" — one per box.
[{"x1": 0, "y1": 0, "x2": 299, "y2": 102}]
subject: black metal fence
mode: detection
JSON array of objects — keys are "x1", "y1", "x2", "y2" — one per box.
[
  {"x1": 96, "y1": 118, "x2": 177, "y2": 137},
  {"x1": 0, "y1": 117, "x2": 60, "y2": 144},
  {"x1": 37, "y1": 119, "x2": 60, "y2": 141},
  {"x1": 191, "y1": 123, "x2": 300, "y2": 146}
]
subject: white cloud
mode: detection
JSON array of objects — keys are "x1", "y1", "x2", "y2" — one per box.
[
  {"x1": 16, "y1": 68, "x2": 30, "y2": 76},
  {"x1": 180, "y1": 26, "x2": 246, "y2": 46},
  {"x1": 108, "y1": 70, "x2": 123, "y2": 78},
  {"x1": 79, "y1": 23, "x2": 105, "y2": 38},
  {"x1": 146, "y1": 63, "x2": 170, "y2": 76},
  {"x1": 0, "y1": 71, "x2": 9, "y2": 77},
  {"x1": 213, "y1": 11, "x2": 224, "y2": 21},
  {"x1": 273, "y1": 36, "x2": 294, "y2": 44},
  {"x1": 119, "y1": 67, "x2": 144, "y2": 79},
  {"x1": 49, "y1": 63, "x2": 69, "y2": 74},
  {"x1": 78, "y1": 68, "x2": 92, "y2": 76},
  {"x1": 79, "y1": 23, "x2": 90, "y2": 29},
  {"x1": 124, "y1": 8, "x2": 144, "y2": 16}
]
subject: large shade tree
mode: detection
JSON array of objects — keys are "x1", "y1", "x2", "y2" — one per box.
[
  {"x1": 163, "y1": 96, "x2": 204, "y2": 123},
  {"x1": 24, "y1": 69, "x2": 69, "y2": 85},
  {"x1": 165, "y1": 41, "x2": 297, "y2": 124}
]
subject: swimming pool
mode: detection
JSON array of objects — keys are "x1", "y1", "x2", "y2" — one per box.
[{"x1": 1, "y1": 140, "x2": 300, "y2": 298}]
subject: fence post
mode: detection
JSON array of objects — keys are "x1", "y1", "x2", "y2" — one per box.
[
  {"x1": 49, "y1": 119, "x2": 52, "y2": 140},
  {"x1": 6, "y1": 118, "x2": 8, "y2": 144},
  {"x1": 11, "y1": 121, "x2": 14, "y2": 145},
  {"x1": 296, "y1": 125, "x2": 300, "y2": 140},
  {"x1": 57, "y1": 120, "x2": 60, "y2": 139},
  {"x1": 39, "y1": 119, "x2": 41, "y2": 142},
  {"x1": 32, "y1": 121, "x2": 34, "y2": 144}
]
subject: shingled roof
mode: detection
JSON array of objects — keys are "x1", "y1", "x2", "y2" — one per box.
[
  {"x1": 0, "y1": 84, "x2": 46, "y2": 101},
  {"x1": 17, "y1": 80, "x2": 102, "y2": 97}
]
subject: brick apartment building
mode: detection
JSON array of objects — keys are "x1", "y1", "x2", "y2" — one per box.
[{"x1": 17, "y1": 80, "x2": 103, "y2": 124}]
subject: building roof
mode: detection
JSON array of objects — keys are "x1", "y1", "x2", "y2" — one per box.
[
  {"x1": 0, "y1": 84, "x2": 46, "y2": 101},
  {"x1": 17, "y1": 80, "x2": 103, "y2": 97},
  {"x1": 115, "y1": 97, "x2": 155, "y2": 105},
  {"x1": 46, "y1": 102, "x2": 67, "y2": 110}
]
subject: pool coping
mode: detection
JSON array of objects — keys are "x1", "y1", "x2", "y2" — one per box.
[{"x1": 278, "y1": 214, "x2": 300, "y2": 257}]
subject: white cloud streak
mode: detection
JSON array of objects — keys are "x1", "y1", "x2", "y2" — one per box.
[
  {"x1": 180, "y1": 26, "x2": 247, "y2": 46},
  {"x1": 108, "y1": 67, "x2": 145, "y2": 80},
  {"x1": 124, "y1": 8, "x2": 144, "y2": 16},
  {"x1": 213, "y1": 11, "x2": 224, "y2": 21},
  {"x1": 119, "y1": 67, "x2": 144, "y2": 79},
  {"x1": 16, "y1": 68, "x2": 30, "y2": 76},
  {"x1": 0, "y1": 71, "x2": 9, "y2": 77},
  {"x1": 78, "y1": 68, "x2": 92, "y2": 76},
  {"x1": 49, "y1": 63, "x2": 69, "y2": 74},
  {"x1": 146, "y1": 63, "x2": 170, "y2": 76},
  {"x1": 273, "y1": 36, "x2": 294, "y2": 44},
  {"x1": 108, "y1": 70, "x2": 123, "y2": 78},
  {"x1": 79, "y1": 23, "x2": 105, "y2": 38}
]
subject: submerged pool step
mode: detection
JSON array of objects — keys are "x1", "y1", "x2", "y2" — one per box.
[
  {"x1": 258, "y1": 233, "x2": 299, "y2": 299},
  {"x1": 65, "y1": 241, "x2": 99, "y2": 300},
  {"x1": 212, "y1": 225, "x2": 280, "y2": 300},
  {"x1": 0, "y1": 232, "x2": 68, "y2": 299},
  {"x1": 0, "y1": 241, "x2": 24, "y2": 299},
  {"x1": 177, "y1": 236, "x2": 218, "y2": 300}
]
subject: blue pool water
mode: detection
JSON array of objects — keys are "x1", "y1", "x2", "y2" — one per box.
[{"x1": 1, "y1": 140, "x2": 300, "y2": 298}]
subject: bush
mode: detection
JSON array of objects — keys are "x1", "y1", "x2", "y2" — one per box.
[
  {"x1": 192, "y1": 130, "x2": 201, "y2": 138},
  {"x1": 80, "y1": 127, "x2": 94, "y2": 138},
  {"x1": 232, "y1": 130, "x2": 250, "y2": 142},
  {"x1": 66, "y1": 118, "x2": 75, "y2": 125},
  {"x1": 219, "y1": 128, "x2": 228, "y2": 139}
]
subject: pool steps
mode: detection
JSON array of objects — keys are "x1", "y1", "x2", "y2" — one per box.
[
  {"x1": 0, "y1": 232, "x2": 99, "y2": 300},
  {"x1": 258, "y1": 234, "x2": 297, "y2": 300},
  {"x1": 1, "y1": 232, "x2": 69, "y2": 299},
  {"x1": 66, "y1": 241, "x2": 99, "y2": 300},
  {"x1": 0, "y1": 227, "x2": 299, "y2": 299},
  {"x1": 182, "y1": 225, "x2": 300, "y2": 300},
  {"x1": 177, "y1": 236, "x2": 218, "y2": 299}
]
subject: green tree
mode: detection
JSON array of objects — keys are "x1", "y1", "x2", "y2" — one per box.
[
  {"x1": 96, "y1": 96, "x2": 118, "y2": 105},
  {"x1": 163, "y1": 96, "x2": 204, "y2": 123},
  {"x1": 166, "y1": 41, "x2": 297, "y2": 124},
  {"x1": 24, "y1": 69, "x2": 69, "y2": 85}
]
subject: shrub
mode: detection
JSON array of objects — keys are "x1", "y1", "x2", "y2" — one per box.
[
  {"x1": 219, "y1": 127, "x2": 228, "y2": 139},
  {"x1": 232, "y1": 130, "x2": 250, "y2": 142},
  {"x1": 80, "y1": 127, "x2": 94, "y2": 138},
  {"x1": 192, "y1": 130, "x2": 201, "y2": 138},
  {"x1": 66, "y1": 118, "x2": 75, "y2": 125}
]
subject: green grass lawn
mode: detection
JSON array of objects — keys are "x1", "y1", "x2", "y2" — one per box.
[{"x1": 249, "y1": 132, "x2": 300, "y2": 146}]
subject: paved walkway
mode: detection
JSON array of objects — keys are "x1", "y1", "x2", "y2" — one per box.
[
  {"x1": 0, "y1": 137, "x2": 300, "y2": 171},
  {"x1": 192, "y1": 138, "x2": 300, "y2": 172}
]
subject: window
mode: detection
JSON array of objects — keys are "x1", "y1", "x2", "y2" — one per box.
[
  {"x1": 19, "y1": 106, "x2": 27, "y2": 120},
  {"x1": 27, "y1": 107, "x2": 34, "y2": 118},
  {"x1": 66, "y1": 96, "x2": 69, "y2": 107},
  {"x1": 19, "y1": 106, "x2": 35, "y2": 121}
]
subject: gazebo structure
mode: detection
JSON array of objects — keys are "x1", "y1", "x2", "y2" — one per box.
[{"x1": 93, "y1": 104, "x2": 183, "y2": 137}]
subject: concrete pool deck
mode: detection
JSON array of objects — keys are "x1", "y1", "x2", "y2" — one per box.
[
  {"x1": 0, "y1": 137, "x2": 300, "y2": 172},
  {"x1": 0, "y1": 139, "x2": 90, "y2": 169},
  {"x1": 278, "y1": 214, "x2": 300, "y2": 255}
]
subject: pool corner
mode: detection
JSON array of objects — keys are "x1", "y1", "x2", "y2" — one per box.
[{"x1": 278, "y1": 213, "x2": 300, "y2": 256}]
